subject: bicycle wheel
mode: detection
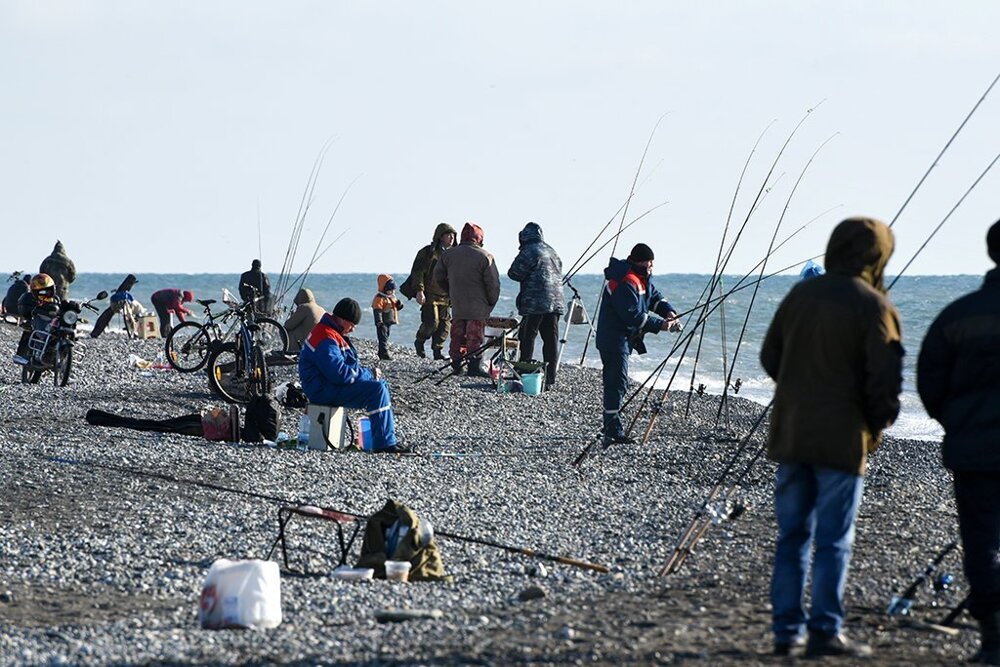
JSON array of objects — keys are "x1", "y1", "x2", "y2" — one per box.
[
  {"x1": 53, "y1": 346, "x2": 72, "y2": 387},
  {"x1": 249, "y1": 344, "x2": 271, "y2": 398},
  {"x1": 166, "y1": 321, "x2": 214, "y2": 372},
  {"x1": 207, "y1": 342, "x2": 252, "y2": 404},
  {"x1": 254, "y1": 317, "x2": 289, "y2": 355}
]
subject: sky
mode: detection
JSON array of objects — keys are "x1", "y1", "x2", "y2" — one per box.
[{"x1": 2, "y1": 1, "x2": 998, "y2": 278}]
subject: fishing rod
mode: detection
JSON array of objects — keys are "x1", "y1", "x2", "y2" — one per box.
[
  {"x1": 42, "y1": 454, "x2": 610, "y2": 573},
  {"x1": 888, "y1": 70, "x2": 999, "y2": 229},
  {"x1": 280, "y1": 228, "x2": 352, "y2": 302},
  {"x1": 578, "y1": 114, "x2": 669, "y2": 366},
  {"x1": 715, "y1": 132, "x2": 838, "y2": 425},
  {"x1": 562, "y1": 201, "x2": 670, "y2": 285},
  {"x1": 412, "y1": 322, "x2": 519, "y2": 385},
  {"x1": 293, "y1": 176, "x2": 360, "y2": 291},
  {"x1": 886, "y1": 540, "x2": 959, "y2": 616}
]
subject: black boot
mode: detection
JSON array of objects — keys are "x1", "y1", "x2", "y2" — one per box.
[
  {"x1": 467, "y1": 357, "x2": 490, "y2": 378},
  {"x1": 414, "y1": 341, "x2": 426, "y2": 358},
  {"x1": 451, "y1": 359, "x2": 464, "y2": 375},
  {"x1": 378, "y1": 347, "x2": 391, "y2": 360},
  {"x1": 433, "y1": 348, "x2": 447, "y2": 361},
  {"x1": 973, "y1": 611, "x2": 1000, "y2": 665}
]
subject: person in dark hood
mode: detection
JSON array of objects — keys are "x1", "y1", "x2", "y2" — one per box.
[
  {"x1": 507, "y1": 222, "x2": 565, "y2": 389},
  {"x1": 38, "y1": 241, "x2": 76, "y2": 302},
  {"x1": 283, "y1": 287, "x2": 324, "y2": 354},
  {"x1": 239, "y1": 259, "x2": 272, "y2": 315},
  {"x1": 3, "y1": 274, "x2": 30, "y2": 319},
  {"x1": 405, "y1": 223, "x2": 457, "y2": 359},
  {"x1": 594, "y1": 243, "x2": 680, "y2": 443},
  {"x1": 434, "y1": 222, "x2": 501, "y2": 377},
  {"x1": 918, "y1": 219, "x2": 1000, "y2": 665},
  {"x1": 761, "y1": 217, "x2": 903, "y2": 659},
  {"x1": 90, "y1": 274, "x2": 139, "y2": 338}
]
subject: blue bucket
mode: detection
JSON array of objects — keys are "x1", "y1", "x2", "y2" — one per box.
[{"x1": 521, "y1": 372, "x2": 543, "y2": 396}]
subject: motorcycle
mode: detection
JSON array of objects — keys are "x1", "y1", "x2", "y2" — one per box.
[{"x1": 20, "y1": 291, "x2": 108, "y2": 386}]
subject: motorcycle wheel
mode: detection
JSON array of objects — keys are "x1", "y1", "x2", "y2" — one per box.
[
  {"x1": 166, "y1": 321, "x2": 214, "y2": 373},
  {"x1": 254, "y1": 317, "x2": 289, "y2": 355},
  {"x1": 54, "y1": 346, "x2": 73, "y2": 387},
  {"x1": 207, "y1": 342, "x2": 250, "y2": 404}
]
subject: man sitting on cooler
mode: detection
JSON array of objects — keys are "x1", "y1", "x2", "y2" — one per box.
[{"x1": 298, "y1": 298, "x2": 403, "y2": 453}]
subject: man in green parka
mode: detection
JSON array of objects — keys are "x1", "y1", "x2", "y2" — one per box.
[
  {"x1": 38, "y1": 240, "x2": 77, "y2": 302},
  {"x1": 407, "y1": 223, "x2": 457, "y2": 360},
  {"x1": 760, "y1": 217, "x2": 903, "y2": 658}
]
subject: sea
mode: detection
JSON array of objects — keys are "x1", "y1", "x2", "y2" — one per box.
[{"x1": 50, "y1": 271, "x2": 983, "y2": 443}]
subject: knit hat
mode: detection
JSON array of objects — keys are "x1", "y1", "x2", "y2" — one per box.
[
  {"x1": 988, "y1": 219, "x2": 1000, "y2": 264},
  {"x1": 384, "y1": 279, "x2": 397, "y2": 292},
  {"x1": 333, "y1": 297, "x2": 362, "y2": 324},
  {"x1": 461, "y1": 222, "x2": 485, "y2": 245},
  {"x1": 628, "y1": 243, "x2": 655, "y2": 262}
]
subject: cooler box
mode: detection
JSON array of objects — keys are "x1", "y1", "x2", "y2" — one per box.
[
  {"x1": 138, "y1": 314, "x2": 160, "y2": 339},
  {"x1": 307, "y1": 405, "x2": 347, "y2": 451}
]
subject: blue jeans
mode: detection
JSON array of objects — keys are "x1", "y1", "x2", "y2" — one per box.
[{"x1": 771, "y1": 463, "x2": 864, "y2": 642}]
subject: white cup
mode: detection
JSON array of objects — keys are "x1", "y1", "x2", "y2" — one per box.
[{"x1": 384, "y1": 560, "x2": 411, "y2": 582}]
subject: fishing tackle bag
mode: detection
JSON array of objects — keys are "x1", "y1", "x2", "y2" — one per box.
[
  {"x1": 243, "y1": 394, "x2": 281, "y2": 442},
  {"x1": 356, "y1": 499, "x2": 450, "y2": 582}
]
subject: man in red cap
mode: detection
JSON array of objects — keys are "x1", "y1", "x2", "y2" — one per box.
[
  {"x1": 150, "y1": 288, "x2": 195, "y2": 338},
  {"x1": 595, "y1": 243, "x2": 681, "y2": 444}
]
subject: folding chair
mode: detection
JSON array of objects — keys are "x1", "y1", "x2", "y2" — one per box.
[{"x1": 264, "y1": 505, "x2": 362, "y2": 574}]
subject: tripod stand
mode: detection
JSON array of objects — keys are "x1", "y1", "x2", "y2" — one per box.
[{"x1": 555, "y1": 281, "x2": 593, "y2": 375}]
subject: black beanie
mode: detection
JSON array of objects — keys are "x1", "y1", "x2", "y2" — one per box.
[
  {"x1": 333, "y1": 298, "x2": 362, "y2": 324},
  {"x1": 988, "y1": 220, "x2": 1000, "y2": 264},
  {"x1": 629, "y1": 243, "x2": 655, "y2": 262}
]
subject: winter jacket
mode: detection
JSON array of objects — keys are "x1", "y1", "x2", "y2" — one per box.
[
  {"x1": 371, "y1": 274, "x2": 403, "y2": 324},
  {"x1": 918, "y1": 268, "x2": 1000, "y2": 471},
  {"x1": 299, "y1": 313, "x2": 376, "y2": 405},
  {"x1": 760, "y1": 217, "x2": 903, "y2": 476},
  {"x1": 150, "y1": 289, "x2": 194, "y2": 319},
  {"x1": 433, "y1": 223, "x2": 501, "y2": 320},
  {"x1": 507, "y1": 222, "x2": 565, "y2": 316},
  {"x1": 283, "y1": 288, "x2": 325, "y2": 353},
  {"x1": 407, "y1": 223, "x2": 457, "y2": 305},
  {"x1": 238, "y1": 267, "x2": 271, "y2": 306},
  {"x1": 38, "y1": 241, "x2": 76, "y2": 302},
  {"x1": 595, "y1": 258, "x2": 675, "y2": 353},
  {"x1": 3, "y1": 279, "x2": 29, "y2": 315}
]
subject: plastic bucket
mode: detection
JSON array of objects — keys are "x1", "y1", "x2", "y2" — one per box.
[
  {"x1": 385, "y1": 560, "x2": 411, "y2": 582},
  {"x1": 357, "y1": 416, "x2": 373, "y2": 452},
  {"x1": 521, "y1": 372, "x2": 543, "y2": 396}
]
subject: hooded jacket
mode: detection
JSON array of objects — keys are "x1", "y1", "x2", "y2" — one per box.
[
  {"x1": 283, "y1": 288, "x2": 325, "y2": 353},
  {"x1": 239, "y1": 265, "x2": 271, "y2": 307},
  {"x1": 407, "y1": 223, "x2": 458, "y2": 304},
  {"x1": 595, "y1": 257, "x2": 675, "y2": 352},
  {"x1": 371, "y1": 274, "x2": 403, "y2": 323},
  {"x1": 918, "y1": 267, "x2": 1000, "y2": 471},
  {"x1": 760, "y1": 217, "x2": 904, "y2": 475},
  {"x1": 507, "y1": 222, "x2": 565, "y2": 316},
  {"x1": 298, "y1": 313, "x2": 376, "y2": 405},
  {"x1": 38, "y1": 241, "x2": 76, "y2": 301},
  {"x1": 433, "y1": 223, "x2": 501, "y2": 320}
]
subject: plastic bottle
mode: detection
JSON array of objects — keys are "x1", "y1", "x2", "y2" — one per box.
[{"x1": 297, "y1": 412, "x2": 310, "y2": 449}]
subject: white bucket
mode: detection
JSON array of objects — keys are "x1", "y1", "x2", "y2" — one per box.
[
  {"x1": 385, "y1": 560, "x2": 412, "y2": 582},
  {"x1": 199, "y1": 558, "x2": 282, "y2": 630}
]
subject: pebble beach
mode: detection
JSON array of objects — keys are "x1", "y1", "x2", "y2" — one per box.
[{"x1": 0, "y1": 322, "x2": 977, "y2": 665}]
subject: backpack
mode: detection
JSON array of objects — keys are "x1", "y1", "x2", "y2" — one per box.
[
  {"x1": 243, "y1": 394, "x2": 282, "y2": 442},
  {"x1": 398, "y1": 274, "x2": 417, "y2": 300},
  {"x1": 356, "y1": 499, "x2": 451, "y2": 582}
]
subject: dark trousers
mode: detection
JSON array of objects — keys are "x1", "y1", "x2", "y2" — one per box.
[
  {"x1": 415, "y1": 302, "x2": 450, "y2": 350},
  {"x1": 519, "y1": 312, "x2": 560, "y2": 386},
  {"x1": 599, "y1": 341, "x2": 630, "y2": 437},
  {"x1": 373, "y1": 309, "x2": 394, "y2": 354},
  {"x1": 954, "y1": 470, "x2": 1000, "y2": 620}
]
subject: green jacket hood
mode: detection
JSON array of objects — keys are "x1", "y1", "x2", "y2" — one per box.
[
  {"x1": 825, "y1": 217, "x2": 894, "y2": 293},
  {"x1": 432, "y1": 223, "x2": 457, "y2": 248}
]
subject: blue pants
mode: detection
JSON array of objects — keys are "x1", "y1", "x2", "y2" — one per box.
[
  {"x1": 321, "y1": 380, "x2": 397, "y2": 450},
  {"x1": 599, "y1": 342, "x2": 629, "y2": 437},
  {"x1": 771, "y1": 462, "x2": 864, "y2": 642}
]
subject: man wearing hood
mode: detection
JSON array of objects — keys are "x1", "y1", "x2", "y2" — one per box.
[
  {"x1": 239, "y1": 259, "x2": 272, "y2": 315},
  {"x1": 595, "y1": 243, "x2": 680, "y2": 443},
  {"x1": 90, "y1": 274, "x2": 139, "y2": 338},
  {"x1": 918, "y1": 219, "x2": 1000, "y2": 665},
  {"x1": 507, "y1": 222, "x2": 565, "y2": 389},
  {"x1": 406, "y1": 223, "x2": 457, "y2": 360},
  {"x1": 39, "y1": 241, "x2": 76, "y2": 302},
  {"x1": 434, "y1": 222, "x2": 501, "y2": 377},
  {"x1": 761, "y1": 217, "x2": 903, "y2": 659},
  {"x1": 283, "y1": 288, "x2": 325, "y2": 353},
  {"x1": 299, "y1": 298, "x2": 402, "y2": 453}
]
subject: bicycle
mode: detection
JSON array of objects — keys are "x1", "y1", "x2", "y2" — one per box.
[
  {"x1": 165, "y1": 293, "x2": 288, "y2": 373},
  {"x1": 205, "y1": 302, "x2": 273, "y2": 404}
]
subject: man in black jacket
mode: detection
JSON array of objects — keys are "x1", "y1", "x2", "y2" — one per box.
[
  {"x1": 918, "y1": 218, "x2": 1000, "y2": 666},
  {"x1": 239, "y1": 259, "x2": 271, "y2": 315}
]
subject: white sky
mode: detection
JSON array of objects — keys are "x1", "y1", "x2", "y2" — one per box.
[{"x1": 2, "y1": 2, "x2": 998, "y2": 277}]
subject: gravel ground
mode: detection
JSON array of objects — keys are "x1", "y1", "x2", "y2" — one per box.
[{"x1": 0, "y1": 321, "x2": 976, "y2": 666}]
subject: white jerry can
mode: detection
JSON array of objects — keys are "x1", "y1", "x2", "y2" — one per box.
[{"x1": 199, "y1": 558, "x2": 282, "y2": 630}]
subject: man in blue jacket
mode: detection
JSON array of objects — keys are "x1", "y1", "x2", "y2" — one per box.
[
  {"x1": 595, "y1": 243, "x2": 681, "y2": 444},
  {"x1": 299, "y1": 298, "x2": 401, "y2": 453}
]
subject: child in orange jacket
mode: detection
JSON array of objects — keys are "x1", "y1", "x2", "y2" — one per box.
[{"x1": 372, "y1": 274, "x2": 404, "y2": 359}]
